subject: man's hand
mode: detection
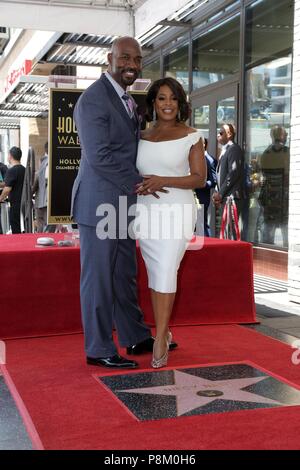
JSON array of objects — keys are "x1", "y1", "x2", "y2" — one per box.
[{"x1": 212, "y1": 191, "x2": 222, "y2": 209}]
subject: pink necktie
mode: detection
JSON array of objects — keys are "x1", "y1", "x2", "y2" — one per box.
[{"x1": 122, "y1": 93, "x2": 134, "y2": 119}]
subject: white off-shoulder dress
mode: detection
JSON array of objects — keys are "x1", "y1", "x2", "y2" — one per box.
[{"x1": 134, "y1": 130, "x2": 201, "y2": 293}]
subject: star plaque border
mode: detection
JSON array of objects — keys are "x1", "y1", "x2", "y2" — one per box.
[{"x1": 96, "y1": 361, "x2": 300, "y2": 422}]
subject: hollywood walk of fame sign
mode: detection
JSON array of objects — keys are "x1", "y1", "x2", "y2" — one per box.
[
  {"x1": 48, "y1": 88, "x2": 82, "y2": 224},
  {"x1": 98, "y1": 363, "x2": 300, "y2": 421},
  {"x1": 48, "y1": 88, "x2": 148, "y2": 225}
]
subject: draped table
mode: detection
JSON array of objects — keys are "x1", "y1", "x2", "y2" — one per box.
[{"x1": 0, "y1": 234, "x2": 256, "y2": 339}]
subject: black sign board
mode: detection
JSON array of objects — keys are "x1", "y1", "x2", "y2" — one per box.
[
  {"x1": 48, "y1": 88, "x2": 147, "y2": 224},
  {"x1": 48, "y1": 88, "x2": 82, "y2": 224}
]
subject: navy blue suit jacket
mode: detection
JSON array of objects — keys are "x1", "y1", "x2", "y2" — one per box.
[
  {"x1": 71, "y1": 74, "x2": 142, "y2": 227},
  {"x1": 195, "y1": 152, "x2": 217, "y2": 207}
]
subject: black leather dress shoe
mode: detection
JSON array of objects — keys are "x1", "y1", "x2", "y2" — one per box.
[
  {"x1": 86, "y1": 354, "x2": 138, "y2": 369},
  {"x1": 126, "y1": 336, "x2": 178, "y2": 355}
]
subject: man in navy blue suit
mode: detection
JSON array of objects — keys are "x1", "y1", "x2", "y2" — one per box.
[
  {"x1": 71, "y1": 37, "x2": 154, "y2": 369},
  {"x1": 195, "y1": 138, "x2": 217, "y2": 236}
]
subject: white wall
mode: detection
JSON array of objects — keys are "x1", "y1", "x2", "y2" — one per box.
[{"x1": 0, "y1": 2, "x2": 133, "y2": 36}]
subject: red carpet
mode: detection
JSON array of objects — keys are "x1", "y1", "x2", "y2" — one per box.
[
  {"x1": 4, "y1": 325, "x2": 300, "y2": 450},
  {"x1": 0, "y1": 234, "x2": 255, "y2": 339}
]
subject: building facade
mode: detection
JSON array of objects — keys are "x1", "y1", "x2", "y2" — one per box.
[
  {"x1": 141, "y1": 0, "x2": 295, "y2": 288},
  {"x1": 289, "y1": 0, "x2": 300, "y2": 303},
  {"x1": 0, "y1": 0, "x2": 299, "y2": 302}
]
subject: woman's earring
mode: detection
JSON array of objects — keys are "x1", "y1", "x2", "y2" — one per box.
[
  {"x1": 153, "y1": 108, "x2": 157, "y2": 122},
  {"x1": 177, "y1": 109, "x2": 181, "y2": 121}
]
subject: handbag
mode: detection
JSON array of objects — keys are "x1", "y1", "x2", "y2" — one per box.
[{"x1": 220, "y1": 195, "x2": 241, "y2": 241}]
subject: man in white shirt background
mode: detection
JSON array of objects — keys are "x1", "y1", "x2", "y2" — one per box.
[{"x1": 213, "y1": 123, "x2": 245, "y2": 238}]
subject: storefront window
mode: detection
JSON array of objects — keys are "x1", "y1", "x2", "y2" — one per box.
[
  {"x1": 193, "y1": 105, "x2": 210, "y2": 141},
  {"x1": 192, "y1": 14, "x2": 240, "y2": 91},
  {"x1": 245, "y1": 0, "x2": 294, "y2": 68},
  {"x1": 163, "y1": 44, "x2": 189, "y2": 92},
  {"x1": 142, "y1": 59, "x2": 161, "y2": 83},
  {"x1": 245, "y1": 55, "x2": 292, "y2": 248},
  {"x1": 244, "y1": 0, "x2": 293, "y2": 249}
]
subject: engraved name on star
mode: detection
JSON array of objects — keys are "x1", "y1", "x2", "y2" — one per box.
[{"x1": 117, "y1": 370, "x2": 284, "y2": 416}]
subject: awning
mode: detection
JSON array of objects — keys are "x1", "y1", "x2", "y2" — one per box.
[
  {"x1": 0, "y1": 75, "x2": 49, "y2": 118},
  {"x1": 136, "y1": 0, "x2": 210, "y2": 46},
  {"x1": 0, "y1": 117, "x2": 20, "y2": 129},
  {"x1": 0, "y1": 0, "x2": 145, "y2": 36},
  {"x1": 40, "y1": 33, "x2": 117, "y2": 67},
  {"x1": 0, "y1": 0, "x2": 146, "y2": 8},
  {"x1": 0, "y1": 26, "x2": 9, "y2": 55}
]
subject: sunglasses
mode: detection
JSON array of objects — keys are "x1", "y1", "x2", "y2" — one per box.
[{"x1": 218, "y1": 130, "x2": 225, "y2": 136}]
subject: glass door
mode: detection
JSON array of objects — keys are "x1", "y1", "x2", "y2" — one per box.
[
  {"x1": 191, "y1": 82, "x2": 239, "y2": 236},
  {"x1": 192, "y1": 82, "x2": 238, "y2": 158}
]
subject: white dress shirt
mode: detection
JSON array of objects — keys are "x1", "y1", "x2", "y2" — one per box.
[{"x1": 104, "y1": 72, "x2": 134, "y2": 117}]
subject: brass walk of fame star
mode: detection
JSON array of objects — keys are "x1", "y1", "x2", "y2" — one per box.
[{"x1": 117, "y1": 370, "x2": 284, "y2": 416}]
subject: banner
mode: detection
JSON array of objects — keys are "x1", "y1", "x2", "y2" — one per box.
[{"x1": 48, "y1": 88, "x2": 82, "y2": 224}]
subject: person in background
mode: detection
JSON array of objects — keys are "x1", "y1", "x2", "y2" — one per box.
[
  {"x1": 0, "y1": 147, "x2": 25, "y2": 234},
  {"x1": 258, "y1": 125, "x2": 289, "y2": 247},
  {"x1": 195, "y1": 138, "x2": 217, "y2": 236},
  {"x1": 0, "y1": 161, "x2": 8, "y2": 234},
  {"x1": 32, "y1": 142, "x2": 54, "y2": 233},
  {"x1": 213, "y1": 124, "x2": 245, "y2": 239}
]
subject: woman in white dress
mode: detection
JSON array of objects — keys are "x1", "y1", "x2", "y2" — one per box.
[{"x1": 135, "y1": 77, "x2": 206, "y2": 368}]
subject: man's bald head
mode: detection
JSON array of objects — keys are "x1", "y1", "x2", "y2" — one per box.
[
  {"x1": 107, "y1": 36, "x2": 142, "y2": 90},
  {"x1": 110, "y1": 36, "x2": 141, "y2": 55}
]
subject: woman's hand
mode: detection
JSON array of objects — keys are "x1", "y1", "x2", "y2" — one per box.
[{"x1": 136, "y1": 175, "x2": 169, "y2": 198}]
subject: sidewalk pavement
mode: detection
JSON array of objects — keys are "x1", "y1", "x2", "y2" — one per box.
[{"x1": 253, "y1": 290, "x2": 300, "y2": 345}]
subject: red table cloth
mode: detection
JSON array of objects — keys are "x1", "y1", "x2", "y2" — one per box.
[{"x1": 0, "y1": 234, "x2": 256, "y2": 339}]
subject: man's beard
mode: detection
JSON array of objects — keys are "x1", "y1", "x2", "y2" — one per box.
[{"x1": 119, "y1": 68, "x2": 139, "y2": 86}]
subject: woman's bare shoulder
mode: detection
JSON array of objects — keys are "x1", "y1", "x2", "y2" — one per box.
[{"x1": 185, "y1": 126, "x2": 200, "y2": 135}]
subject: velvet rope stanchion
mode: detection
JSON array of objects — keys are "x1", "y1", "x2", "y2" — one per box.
[{"x1": 220, "y1": 196, "x2": 240, "y2": 241}]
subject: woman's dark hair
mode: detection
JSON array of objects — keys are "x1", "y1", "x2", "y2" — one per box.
[{"x1": 145, "y1": 77, "x2": 190, "y2": 122}]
